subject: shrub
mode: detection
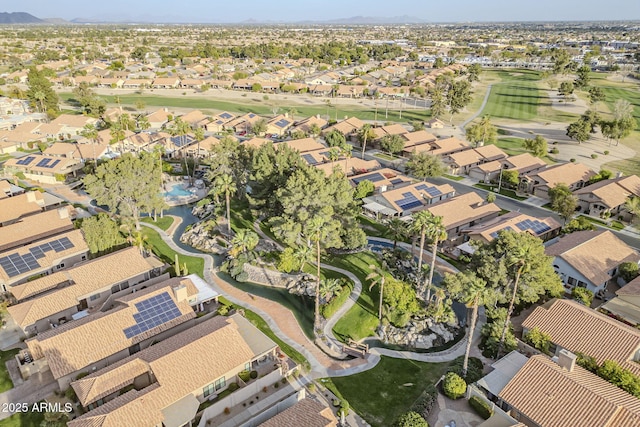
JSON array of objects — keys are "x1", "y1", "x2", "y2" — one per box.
[
  {"x1": 394, "y1": 411, "x2": 429, "y2": 427},
  {"x1": 619, "y1": 262, "x2": 639, "y2": 283},
  {"x1": 448, "y1": 356, "x2": 484, "y2": 383},
  {"x1": 274, "y1": 382, "x2": 279, "y2": 389},
  {"x1": 604, "y1": 150, "x2": 610, "y2": 155},
  {"x1": 339, "y1": 400, "x2": 350, "y2": 417},
  {"x1": 308, "y1": 383, "x2": 316, "y2": 393},
  {"x1": 572, "y1": 287, "x2": 594, "y2": 306},
  {"x1": 410, "y1": 385, "x2": 437, "y2": 419},
  {"x1": 228, "y1": 382, "x2": 239, "y2": 392},
  {"x1": 443, "y1": 372, "x2": 467, "y2": 399},
  {"x1": 570, "y1": 158, "x2": 576, "y2": 162},
  {"x1": 591, "y1": 153, "x2": 598, "y2": 159},
  {"x1": 332, "y1": 399, "x2": 340, "y2": 407},
  {"x1": 550, "y1": 148, "x2": 559, "y2": 154},
  {"x1": 65, "y1": 387, "x2": 78, "y2": 402},
  {"x1": 238, "y1": 370, "x2": 251, "y2": 382},
  {"x1": 524, "y1": 327, "x2": 552, "y2": 354},
  {"x1": 469, "y1": 396, "x2": 493, "y2": 419},
  {"x1": 249, "y1": 370, "x2": 258, "y2": 379}
]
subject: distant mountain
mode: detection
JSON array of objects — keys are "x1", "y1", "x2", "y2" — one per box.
[
  {"x1": 0, "y1": 12, "x2": 43, "y2": 24},
  {"x1": 43, "y1": 18, "x2": 69, "y2": 24}
]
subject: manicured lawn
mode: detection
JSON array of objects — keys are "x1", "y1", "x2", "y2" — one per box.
[
  {"x1": 494, "y1": 137, "x2": 529, "y2": 156},
  {"x1": 474, "y1": 183, "x2": 528, "y2": 201},
  {"x1": 357, "y1": 215, "x2": 393, "y2": 239},
  {"x1": 323, "y1": 356, "x2": 450, "y2": 427},
  {"x1": 141, "y1": 216, "x2": 175, "y2": 231},
  {"x1": 0, "y1": 410, "x2": 45, "y2": 427},
  {"x1": 59, "y1": 93, "x2": 430, "y2": 123},
  {"x1": 373, "y1": 152, "x2": 399, "y2": 161},
  {"x1": 601, "y1": 86, "x2": 640, "y2": 128},
  {"x1": 0, "y1": 349, "x2": 19, "y2": 393},
  {"x1": 218, "y1": 297, "x2": 310, "y2": 371},
  {"x1": 443, "y1": 173, "x2": 464, "y2": 181},
  {"x1": 578, "y1": 215, "x2": 626, "y2": 231},
  {"x1": 140, "y1": 226, "x2": 204, "y2": 277},
  {"x1": 328, "y1": 251, "x2": 385, "y2": 341},
  {"x1": 481, "y1": 71, "x2": 544, "y2": 121}
]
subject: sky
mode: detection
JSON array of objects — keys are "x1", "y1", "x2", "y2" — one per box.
[{"x1": 5, "y1": 0, "x2": 640, "y2": 23}]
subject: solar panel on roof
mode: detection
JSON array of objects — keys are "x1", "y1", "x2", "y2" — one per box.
[
  {"x1": 515, "y1": 221, "x2": 528, "y2": 231},
  {"x1": 416, "y1": 184, "x2": 429, "y2": 191},
  {"x1": 16, "y1": 156, "x2": 36, "y2": 165},
  {"x1": 490, "y1": 231, "x2": 499, "y2": 238},
  {"x1": 36, "y1": 158, "x2": 51, "y2": 168},
  {"x1": 538, "y1": 225, "x2": 551, "y2": 233},
  {"x1": 425, "y1": 187, "x2": 442, "y2": 197},
  {"x1": 124, "y1": 292, "x2": 182, "y2": 339},
  {"x1": 390, "y1": 179, "x2": 404, "y2": 185},
  {"x1": 275, "y1": 119, "x2": 290, "y2": 128},
  {"x1": 0, "y1": 236, "x2": 76, "y2": 278},
  {"x1": 47, "y1": 159, "x2": 61, "y2": 169},
  {"x1": 353, "y1": 173, "x2": 384, "y2": 184},
  {"x1": 220, "y1": 112, "x2": 232, "y2": 119},
  {"x1": 301, "y1": 154, "x2": 319, "y2": 165}
]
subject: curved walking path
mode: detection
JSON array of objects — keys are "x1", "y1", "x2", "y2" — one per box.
[
  {"x1": 143, "y1": 221, "x2": 485, "y2": 379},
  {"x1": 460, "y1": 83, "x2": 493, "y2": 130}
]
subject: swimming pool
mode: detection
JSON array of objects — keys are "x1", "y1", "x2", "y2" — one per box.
[{"x1": 164, "y1": 183, "x2": 193, "y2": 198}]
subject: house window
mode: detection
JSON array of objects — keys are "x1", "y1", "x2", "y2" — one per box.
[
  {"x1": 215, "y1": 376, "x2": 226, "y2": 391},
  {"x1": 203, "y1": 383, "x2": 215, "y2": 398},
  {"x1": 245, "y1": 363, "x2": 251, "y2": 371},
  {"x1": 567, "y1": 277, "x2": 577, "y2": 286},
  {"x1": 89, "y1": 293, "x2": 100, "y2": 301}
]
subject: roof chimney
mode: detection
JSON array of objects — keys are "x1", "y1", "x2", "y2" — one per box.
[
  {"x1": 172, "y1": 284, "x2": 188, "y2": 303},
  {"x1": 26, "y1": 191, "x2": 37, "y2": 203},
  {"x1": 557, "y1": 349, "x2": 577, "y2": 372},
  {"x1": 57, "y1": 206, "x2": 69, "y2": 219}
]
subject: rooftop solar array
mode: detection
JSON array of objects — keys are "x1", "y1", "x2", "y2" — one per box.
[
  {"x1": 390, "y1": 178, "x2": 404, "y2": 185},
  {"x1": 301, "y1": 154, "x2": 319, "y2": 165},
  {"x1": 352, "y1": 173, "x2": 384, "y2": 184},
  {"x1": 514, "y1": 218, "x2": 552, "y2": 235},
  {"x1": 0, "y1": 237, "x2": 75, "y2": 278},
  {"x1": 123, "y1": 292, "x2": 182, "y2": 339},
  {"x1": 170, "y1": 135, "x2": 195, "y2": 148},
  {"x1": 219, "y1": 112, "x2": 233, "y2": 119},
  {"x1": 274, "y1": 119, "x2": 290, "y2": 128},
  {"x1": 416, "y1": 183, "x2": 442, "y2": 198},
  {"x1": 35, "y1": 158, "x2": 61, "y2": 169},
  {"x1": 16, "y1": 156, "x2": 35, "y2": 165},
  {"x1": 396, "y1": 192, "x2": 423, "y2": 211}
]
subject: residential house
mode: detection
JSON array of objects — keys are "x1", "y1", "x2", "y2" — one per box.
[
  {"x1": 546, "y1": 230, "x2": 639, "y2": 294},
  {"x1": 400, "y1": 130, "x2": 438, "y2": 151},
  {"x1": 322, "y1": 117, "x2": 364, "y2": 138},
  {"x1": 68, "y1": 314, "x2": 280, "y2": 427},
  {"x1": 372, "y1": 123, "x2": 409, "y2": 141},
  {"x1": 461, "y1": 211, "x2": 561, "y2": 246},
  {"x1": 308, "y1": 84, "x2": 333, "y2": 96},
  {"x1": 402, "y1": 136, "x2": 469, "y2": 158},
  {"x1": 266, "y1": 114, "x2": 294, "y2": 137},
  {"x1": 314, "y1": 158, "x2": 380, "y2": 177},
  {"x1": 522, "y1": 298, "x2": 640, "y2": 376},
  {"x1": 362, "y1": 181, "x2": 456, "y2": 219},
  {"x1": 0, "y1": 179, "x2": 23, "y2": 199},
  {"x1": 475, "y1": 350, "x2": 529, "y2": 404},
  {"x1": 122, "y1": 79, "x2": 153, "y2": 90},
  {"x1": 151, "y1": 78, "x2": 180, "y2": 89},
  {"x1": 499, "y1": 353, "x2": 640, "y2": 427},
  {"x1": 204, "y1": 111, "x2": 236, "y2": 133},
  {"x1": 444, "y1": 145, "x2": 508, "y2": 175},
  {"x1": 575, "y1": 174, "x2": 640, "y2": 221},
  {"x1": 426, "y1": 118, "x2": 446, "y2": 129},
  {"x1": 0, "y1": 207, "x2": 74, "y2": 253},
  {"x1": 44, "y1": 142, "x2": 110, "y2": 161},
  {"x1": 501, "y1": 153, "x2": 547, "y2": 176},
  {"x1": 425, "y1": 192, "x2": 501, "y2": 244},
  {"x1": 520, "y1": 163, "x2": 595, "y2": 198},
  {"x1": 242, "y1": 137, "x2": 272, "y2": 149},
  {"x1": 4, "y1": 154, "x2": 84, "y2": 184},
  {"x1": 179, "y1": 110, "x2": 209, "y2": 128},
  {"x1": 23, "y1": 277, "x2": 206, "y2": 390},
  {"x1": 275, "y1": 137, "x2": 325, "y2": 153},
  {"x1": 601, "y1": 276, "x2": 640, "y2": 326},
  {"x1": 0, "y1": 229, "x2": 88, "y2": 291},
  {"x1": 6, "y1": 247, "x2": 166, "y2": 335},
  {"x1": 226, "y1": 112, "x2": 262, "y2": 134},
  {"x1": 184, "y1": 136, "x2": 220, "y2": 158},
  {"x1": 49, "y1": 114, "x2": 99, "y2": 136},
  {"x1": 290, "y1": 115, "x2": 328, "y2": 136},
  {"x1": 179, "y1": 78, "x2": 204, "y2": 89},
  {"x1": 0, "y1": 191, "x2": 45, "y2": 226},
  {"x1": 350, "y1": 168, "x2": 413, "y2": 193},
  {"x1": 258, "y1": 399, "x2": 338, "y2": 427},
  {"x1": 146, "y1": 109, "x2": 171, "y2": 130}
]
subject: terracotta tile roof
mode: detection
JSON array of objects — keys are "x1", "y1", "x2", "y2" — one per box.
[
  {"x1": 69, "y1": 314, "x2": 273, "y2": 427},
  {"x1": 401, "y1": 130, "x2": 437, "y2": 147},
  {"x1": 471, "y1": 159, "x2": 502, "y2": 173},
  {"x1": 322, "y1": 117, "x2": 364, "y2": 136},
  {"x1": 0, "y1": 229, "x2": 88, "y2": 287},
  {"x1": 376, "y1": 181, "x2": 455, "y2": 213},
  {"x1": 522, "y1": 299, "x2": 640, "y2": 376},
  {"x1": 575, "y1": 175, "x2": 640, "y2": 209},
  {"x1": 504, "y1": 153, "x2": 546, "y2": 173},
  {"x1": 26, "y1": 279, "x2": 196, "y2": 381},
  {"x1": 291, "y1": 116, "x2": 328, "y2": 134},
  {"x1": 50, "y1": 114, "x2": 98, "y2": 129},
  {"x1": 545, "y1": 230, "x2": 639, "y2": 285},
  {"x1": 426, "y1": 192, "x2": 501, "y2": 231},
  {"x1": 0, "y1": 191, "x2": 44, "y2": 224},
  {"x1": 275, "y1": 138, "x2": 325, "y2": 153},
  {"x1": 179, "y1": 110, "x2": 207, "y2": 125},
  {"x1": 500, "y1": 355, "x2": 640, "y2": 427},
  {"x1": 404, "y1": 137, "x2": 469, "y2": 156},
  {"x1": 446, "y1": 149, "x2": 483, "y2": 167},
  {"x1": 349, "y1": 168, "x2": 411, "y2": 190},
  {"x1": 243, "y1": 137, "x2": 271, "y2": 148},
  {"x1": 528, "y1": 162, "x2": 595, "y2": 188},
  {"x1": 0, "y1": 207, "x2": 74, "y2": 253},
  {"x1": 474, "y1": 144, "x2": 508, "y2": 161},
  {"x1": 146, "y1": 109, "x2": 170, "y2": 124},
  {"x1": 258, "y1": 398, "x2": 337, "y2": 427},
  {"x1": 7, "y1": 248, "x2": 161, "y2": 330}
]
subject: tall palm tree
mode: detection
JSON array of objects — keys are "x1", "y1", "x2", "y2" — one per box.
[
  {"x1": 341, "y1": 142, "x2": 352, "y2": 174},
  {"x1": 109, "y1": 122, "x2": 126, "y2": 153},
  {"x1": 446, "y1": 272, "x2": 494, "y2": 377},
  {"x1": 327, "y1": 147, "x2": 341, "y2": 166},
  {"x1": 424, "y1": 214, "x2": 447, "y2": 301},
  {"x1": 410, "y1": 211, "x2": 433, "y2": 282},
  {"x1": 366, "y1": 264, "x2": 386, "y2": 326},
  {"x1": 625, "y1": 196, "x2": 640, "y2": 225},
  {"x1": 358, "y1": 124, "x2": 376, "y2": 159},
  {"x1": 293, "y1": 244, "x2": 314, "y2": 273},
  {"x1": 387, "y1": 217, "x2": 407, "y2": 249},
  {"x1": 213, "y1": 173, "x2": 236, "y2": 235},
  {"x1": 230, "y1": 229, "x2": 259, "y2": 258},
  {"x1": 306, "y1": 216, "x2": 327, "y2": 334},
  {"x1": 497, "y1": 241, "x2": 534, "y2": 358}
]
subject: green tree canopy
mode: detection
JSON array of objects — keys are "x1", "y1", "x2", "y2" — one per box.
[
  {"x1": 523, "y1": 135, "x2": 548, "y2": 158},
  {"x1": 325, "y1": 129, "x2": 347, "y2": 147},
  {"x1": 79, "y1": 213, "x2": 126, "y2": 255},
  {"x1": 465, "y1": 116, "x2": 497, "y2": 147},
  {"x1": 394, "y1": 411, "x2": 429, "y2": 427},
  {"x1": 405, "y1": 152, "x2": 446, "y2": 179},
  {"x1": 380, "y1": 134, "x2": 405, "y2": 154},
  {"x1": 549, "y1": 183, "x2": 577, "y2": 223},
  {"x1": 26, "y1": 66, "x2": 59, "y2": 117}
]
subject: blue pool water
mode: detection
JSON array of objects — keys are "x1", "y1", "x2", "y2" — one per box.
[{"x1": 164, "y1": 184, "x2": 192, "y2": 198}]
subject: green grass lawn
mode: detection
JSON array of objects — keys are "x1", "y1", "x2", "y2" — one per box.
[
  {"x1": 578, "y1": 215, "x2": 625, "y2": 231},
  {"x1": 328, "y1": 251, "x2": 384, "y2": 341},
  {"x1": 141, "y1": 216, "x2": 175, "y2": 231},
  {"x1": 357, "y1": 215, "x2": 393, "y2": 239},
  {"x1": 59, "y1": 93, "x2": 430, "y2": 123},
  {"x1": 443, "y1": 174, "x2": 465, "y2": 181},
  {"x1": 0, "y1": 349, "x2": 19, "y2": 393},
  {"x1": 323, "y1": 356, "x2": 450, "y2": 427},
  {"x1": 474, "y1": 183, "x2": 528, "y2": 201},
  {"x1": 141, "y1": 226, "x2": 204, "y2": 277},
  {"x1": 481, "y1": 70, "x2": 544, "y2": 121},
  {"x1": 218, "y1": 297, "x2": 310, "y2": 371},
  {"x1": 0, "y1": 411, "x2": 45, "y2": 427}
]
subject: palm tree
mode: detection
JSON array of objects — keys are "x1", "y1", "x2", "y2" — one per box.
[
  {"x1": 293, "y1": 244, "x2": 314, "y2": 273},
  {"x1": 387, "y1": 217, "x2": 407, "y2": 249},
  {"x1": 309, "y1": 123, "x2": 321, "y2": 138},
  {"x1": 424, "y1": 214, "x2": 447, "y2": 301},
  {"x1": 129, "y1": 230, "x2": 148, "y2": 253},
  {"x1": 341, "y1": 142, "x2": 352, "y2": 174},
  {"x1": 137, "y1": 114, "x2": 151, "y2": 132},
  {"x1": 447, "y1": 272, "x2": 494, "y2": 377},
  {"x1": 230, "y1": 229, "x2": 259, "y2": 258},
  {"x1": 625, "y1": 196, "x2": 640, "y2": 225},
  {"x1": 212, "y1": 173, "x2": 237, "y2": 235},
  {"x1": 328, "y1": 147, "x2": 341, "y2": 165},
  {"x1": 109, "y1": 122, "x2": 126, "y2": 153},
  {"x1": 366, "y1": 264, "x2": 386, "y2": 326},
  {"x1": 33, "y1": 90, "x2": 46, "y2": 113},
  {"x1": 358, "y1": 124, "x2": 377, "y2": 159},
  {"x1": 319, "y1": 278, "x2": 342, "y2": 303},
  {"x1": 306, "y1": 216, "x2": 328, "y2": 334},
  {"x1": 497, "y1": 241, "x2": 534, "y2": 358},
  {"x1": 410, "y1": 211, "x2": 433, "y2": 282}
]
